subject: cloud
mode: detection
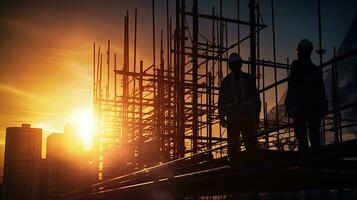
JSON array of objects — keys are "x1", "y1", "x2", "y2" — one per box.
[
  {"x1": 0, "y1": 83, "x2": 67, "y2": 145},
  {"x1": 0, "y1": 17, "x2": 40, "y2": 37},
  {"x1": 47, "y1": 48, "x2": 92, "y2": 83},
  {"x1": 0, "y1": 83, "x2": 56, "y2": 106}
]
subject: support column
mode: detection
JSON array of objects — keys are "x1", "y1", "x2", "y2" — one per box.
[
  {"x1": 192, "y1": 0, "x2": 198, "y2": 154},
  {"x1": 249, "y1": 0, "x2": 256, "y2": 78}
]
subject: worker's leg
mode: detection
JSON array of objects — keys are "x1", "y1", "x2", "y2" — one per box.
[
  {"x1": 308, "y1": 115, "x2": 322, "y2": 153},
  {"x1": 241, "y1": 119, "x2": 258, "y2": 152},
  {"x1": 293, "y1": 115, "x2": 309, "y2": 153},
  {"x1": 227, "y1": 121, "x2": 240, "y2": 161}
]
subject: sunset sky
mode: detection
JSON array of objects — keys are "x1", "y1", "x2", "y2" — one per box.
[{"x1": 0, "y1": 0, "x2": 356, "y2": 168}]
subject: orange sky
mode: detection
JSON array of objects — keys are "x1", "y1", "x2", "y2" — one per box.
[
  {"x1": 0, "y1": 19, "x2": 93, "y2": 142},
  {"x1": 0, "y1": 0, "x2": 355, "y2": 177},
  {"x1": 1, "y1": 0, "x2": 355, "y2": 142},
  {"x1": 0, "y1": 1, "x2": 156, "y2": 146}
]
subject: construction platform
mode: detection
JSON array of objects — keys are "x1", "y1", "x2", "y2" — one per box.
[{"x1": 61, "y1": 139, "x2": 357, "y2": 200}]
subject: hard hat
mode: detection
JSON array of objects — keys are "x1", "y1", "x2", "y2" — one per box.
[
  {"x1": 228, "y1": 53, "x2": 242, "y2": 63},
  {"x1": 297, "y1": 39, "x2": 313, "y2": 50}
]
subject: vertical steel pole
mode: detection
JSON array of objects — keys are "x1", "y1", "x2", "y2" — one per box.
[
  {"x1": 237, "y1": 0, "x2": 240, "y2": 54},
  {"x1": 169, "y1": 17, "x2": 174, "y2": 159},
  {"x1": 334, "y1": 48, "x2": 342, "y2": 142},
  {"x1": 139, "y1": 60, "x2": 144, "y2": 167},
  {"x1": 249, "y1": 0, "x2": 256, "y2": 78},
  {"x1": 107, "y1": 40, "x2": 110, "y2": 101},
  {"x1": 211, "y1": 6, "x2": 216, "y2": 152},
  {"x1": 219, "y1": 0, "x2": 223, "y2": 83},
  {"x1": 217, "y1": 10, "x2": 222, "y2": 140},
  {"x1": 262, "y1": 60, "x2": 268, "y2": 148},
  {"x1": 93, "y1": 42, "x2": 96, "y2": 108},
  {"x1": 317, "y1": 0, "x2": 323, "y2": 65},
  {"x1": 317, "y1": 0, "x2": 326, "y2": 145},
  {"x1": 205, "y1": 42, "x2": 212, "y2": 150},
  {"x1": 106, "y1": 40, "x2": 111, "y2": 129},
  {"x1": 192, "y1": 0, "x2": 198, "y2": 154},
  {"x1": 287, "y1": 58, "x2": 292, "y2": 150},
  {"x1": 160, "y1": 29, "x2": 165, "y2": 160},
  {"x1": 225, "y1": 21, "x2": 229, "y2": 76},
  {"x1": 96, "y1": 46, "x2": 101, "y2": 104},
  {"x1": 179, "y1": 0, "x2": 186, "y2": 157},
  {"x1": 174, "y1": 0, "x2": 180, "y2": 159},
  {"x1": 271, "y1": 0, "x2": 280, "y2": 148},
  {"x1": 134, "y1": 8, "x2": 137, "y2": 94},
  {"x1": 152, "y1": 0, "x2": 156, "y2": 68},
  {"x1": 114, "y1": 54, "x2": 118, "y2": 143},
  {"x1": 166, "y1": 0, "x2": 170, "y2": 74},
  {"x1": 166, "y1": 3, "x2": 171, "y2": 157},
  {"x1": 256, "y1": 2, "x2": 260, "y2": 91}
]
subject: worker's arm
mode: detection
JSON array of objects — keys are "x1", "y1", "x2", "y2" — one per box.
[{"x1": 218, "y1": 81, "x2": 227, "y2": 127}]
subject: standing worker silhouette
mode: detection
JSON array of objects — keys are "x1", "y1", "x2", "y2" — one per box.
[
  {"x1": 219, "y1": 53, "x2": 261, "y2": 161},
  {"x1": 285, "y1": 39, "x2": 328, "y2": 153}
]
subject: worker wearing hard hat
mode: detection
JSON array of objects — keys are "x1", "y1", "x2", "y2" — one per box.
[
  {"x1": 218, "y1": 53, "x2": 261, "y2": 161},
  {"x1": 285, "y1": 39, "x2": 328, "y2": 153}
]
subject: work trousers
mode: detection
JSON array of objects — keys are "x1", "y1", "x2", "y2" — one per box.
[
  {"x1": 227, "y1": 119, "x2": 258, "y2": 161},
  {"x1": 293, "y1": 112, "x2": 322, "y2": 153}
]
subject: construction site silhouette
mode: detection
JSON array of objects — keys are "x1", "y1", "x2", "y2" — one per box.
[{"x1": 22, "y1": 0, "x2": 355, "y2": 199}]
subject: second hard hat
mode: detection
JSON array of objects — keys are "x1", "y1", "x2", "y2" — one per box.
[
  {"x1": 228, "y1": 53, "x2": 242, "y2": 63},
  {"x1": 297, "y1": 39, "x2": 313, "y2": 50}
]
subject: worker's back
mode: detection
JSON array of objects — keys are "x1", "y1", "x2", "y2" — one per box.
[
  {"x1": 219, "y1": 72, "x2": 260, "y2": 121},
  {"x1": 285, "y1": 59, "x2": 327, "y2": 114}
]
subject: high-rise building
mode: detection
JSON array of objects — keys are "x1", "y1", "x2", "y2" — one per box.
[
  {"x1": 39, "y1": 158, "x2": 49, "y2": 200},
  {"x1": 46, "y1": 133, "x2": 68, "y2": 200},
  {"x1": 46, "y1": 123, "x2": 97, "y2": 199},
  {"x1": 2, "y1": 123, "x2": 42, "y2": 200}
]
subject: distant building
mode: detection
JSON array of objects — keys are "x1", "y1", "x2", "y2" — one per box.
[
  {"x1": 46, "y1": 123, "x2": 97, "y2": 199},
  {"x1": 39, "y1": 158, "x2": 49, "y2": 200},
  {"x1": 2, "y1": 123, "x2": 42, "y2": 200},
  {"x1": 46, "y1": 133, "x2": 69, "y2": 199}
]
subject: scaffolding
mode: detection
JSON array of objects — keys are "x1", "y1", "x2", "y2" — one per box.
[{"x1": 89, "y1": 0, "x2": 356, "y2": 184}]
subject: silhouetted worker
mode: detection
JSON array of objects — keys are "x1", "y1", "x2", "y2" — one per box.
[
  {"x1": 285, "y1": 39, "x2": 328, "y2": 154},
  {"x1": 219, "y1": 53, "x2": 261, "y2": 161}
]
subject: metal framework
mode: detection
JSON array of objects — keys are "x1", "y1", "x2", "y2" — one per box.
[{"x1": 66, "y1": 0, "x2": 357, "y2": 198}]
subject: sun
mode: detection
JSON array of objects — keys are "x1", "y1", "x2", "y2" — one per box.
[{"x1": 69, "y1": 109, "x2": 95, "y2": 151}]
